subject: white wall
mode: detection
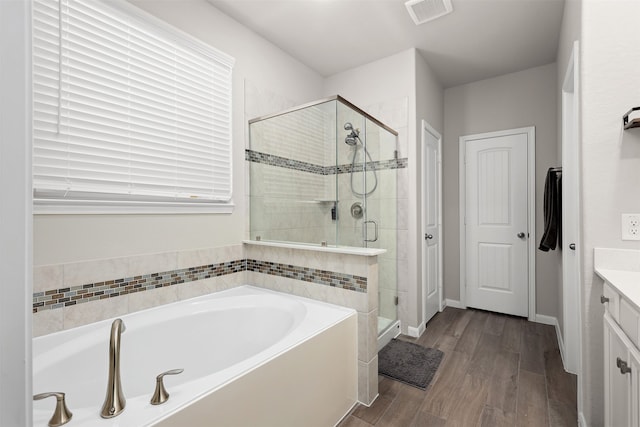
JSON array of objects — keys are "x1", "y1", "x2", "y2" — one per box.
[
  {"x1": 324, "y1": 48, "x2": 444, "y2": 334},
  {"x1": 443, "y1": 63, "x2": 559, "y2": 318},
  {"x1": 580, "y1": 1, "x2": 640, "y2": 425},
  {"x1": 34, "y1": 0, "x2": 324, "y2": 266},
  {"x1": 0, "y1": 1, "x2": 32, "y2": 424},
  {"x1": 415, "y1": 51, "x2": 445, "y2": 327}
]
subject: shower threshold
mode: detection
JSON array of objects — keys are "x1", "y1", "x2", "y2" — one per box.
[{"x1": 377, "y1": 317, "x2": 400, "y2": 351}]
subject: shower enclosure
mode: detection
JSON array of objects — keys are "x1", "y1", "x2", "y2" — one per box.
[{"x1": 248, "y1": 95, "x2": 399, "y2": 343}]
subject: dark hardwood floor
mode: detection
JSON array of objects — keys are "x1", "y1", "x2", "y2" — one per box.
[{"x1": 339, "y1": 307, "x2": 578, "y2": 427}]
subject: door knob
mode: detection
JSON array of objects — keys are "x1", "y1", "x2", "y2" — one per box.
[
  {"x1": 425, "y1": 234, "x2": 433, "y2": 240},
  {"x1": 517, "y1": 232, "x2": 526, "y2": 239},
  {"x1": 569, "y1": 243, "x2": 576, "y2": 250}
]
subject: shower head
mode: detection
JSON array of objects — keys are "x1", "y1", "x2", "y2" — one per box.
[{"x1": 344, "y1": 122, "x2": 360, "y2": 146}]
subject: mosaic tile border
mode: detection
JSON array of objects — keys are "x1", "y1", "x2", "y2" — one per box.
[
  {"x1": 246, "y1": 259, "x2": 367, "y2": 293},
  {"x1": 33, "y1": 258, "x2": 367, "y2": 313},
  {"x1": 32, "y1": 260, "x2": 245, "y2": 313},
  {"x1": 246, "y1": 150, "x2": 326, "y2": 174},
  {"x1": 246, "y1": 149, "x2": 407, "y2": 175}
]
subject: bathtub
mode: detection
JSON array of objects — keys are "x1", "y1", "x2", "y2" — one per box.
[{"x1": 33, "y1": 285, "x2": 358, "y2": 426}]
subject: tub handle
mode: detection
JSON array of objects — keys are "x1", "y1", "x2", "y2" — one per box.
[
  {"x1": 33, "y1": 392, "x2": 73, "y2": 427},
  {"x1": 150, "y1": 369, "x2": 184, "y2": 405}
]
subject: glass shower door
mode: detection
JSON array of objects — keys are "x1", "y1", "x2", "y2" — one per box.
[
  {"x1": 335, "y1": 99, "x2": 398, "y2": 340},
  {"x1": 335, "y1": 102, "x2": 366, "y2": 248},
  {"x1": 362, "y1": 119, "x2": 398, "y2": 339}
]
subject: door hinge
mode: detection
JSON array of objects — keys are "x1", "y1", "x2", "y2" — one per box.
[{"x1": 394, "y1": 296, "x2": 399, "y2": 306}]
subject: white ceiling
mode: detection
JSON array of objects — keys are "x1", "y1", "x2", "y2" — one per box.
[{"x1": 207, "y1": 0, "x2": 565, "y2": 88}]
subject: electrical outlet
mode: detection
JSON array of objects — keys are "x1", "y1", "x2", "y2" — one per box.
[{"x1": 622, "y1": 214, "x2": 640, "y2": 240}]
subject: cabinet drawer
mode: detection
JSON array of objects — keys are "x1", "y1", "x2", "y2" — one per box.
[
  {"x1": 620, "y1": 297, "x2": 640, "y2": 348},
  {"x1": 604, "y1": 282, "x2": 620, "y2": 322}
]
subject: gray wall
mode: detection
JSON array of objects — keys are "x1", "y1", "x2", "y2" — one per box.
[
  {"x1": 324, "y1": 48, "x2": 445, "y2": 334},
  {"x1": 34, "y1": 0, "x2": 325, "y2": 266},
  {"x1": 443, "y1": 63, "x2": 560, "y2": 318},
  {"x1": 580, "y1": 1, "x2": 640, "y2": 425},
  {"x1": 414, "y1": 50, "x2": 445, "y2": 327}
]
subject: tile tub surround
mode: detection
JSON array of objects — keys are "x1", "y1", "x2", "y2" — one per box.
[
  {"x1": 33, "y1": 245, "x2": 244, "y2": 336},
  {"x1": 33, "y1": 260, "x2": 246, "y2": 313},
  {"x1": 32, "y1": 244, "x2": 371, "y2": 333},
  {"x1": 244, "y1": 241, "x2": 380, "y2": 405},
  {"x1": 33, "y1": 241, "x2": 380, "y2": 405},
  {"x1": 33, "y1": 259, "x2": 367, "y2": 315}
]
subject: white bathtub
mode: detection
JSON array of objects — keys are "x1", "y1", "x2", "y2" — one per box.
[{"x1": 33, "y1": 285, "x2": 358, "y2": 426}]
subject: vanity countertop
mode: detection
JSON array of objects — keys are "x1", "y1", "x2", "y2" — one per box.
[
  {"x1": 594, "y1": 247, "x2": 640, "y2": 312},
  {"x1": 595, "y1": 268, "x2": 640, "y2": 312}
]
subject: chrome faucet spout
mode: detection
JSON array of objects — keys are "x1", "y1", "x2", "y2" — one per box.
[{"x1": 101, "y1": 318, "x2": 126, "y2": 418}]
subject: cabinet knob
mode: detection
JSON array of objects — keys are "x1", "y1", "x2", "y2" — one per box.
[
  {"x1": 601, "y1": 295, "x2": 610, "y2": 304},
  {"x1": 569, "y1": 243, "x2": 576, "y2": 250}
]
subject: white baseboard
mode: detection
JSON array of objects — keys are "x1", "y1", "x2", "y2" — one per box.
[
  {"x1": 534, "y1": 314, "x2": 557, "y2": 326},
  {"x1": 555, "y1": 321, "x2": 568, "y2": 371},
  {"x1": 578, "y1": 412, "x2": 587, "y2": 427},
  {"x1": 444, "y1": 299, "x2": 464, "y2": 309},
  {"x1": 534, "y1": 314, "x2": 577, "y2": 375},
  {"x1": 407, "y1": 322, "x2": 426, "y2": 338}
]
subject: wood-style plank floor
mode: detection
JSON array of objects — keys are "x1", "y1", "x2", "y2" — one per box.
[{"x1": 338, "y1": 307, "x2": 578, "y2": 427}]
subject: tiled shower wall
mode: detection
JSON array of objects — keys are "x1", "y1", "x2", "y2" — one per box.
[
  {"x1": 32, "y1": 242, "x2": 380, "y2": 405},
  {"x1": 246, "y1": 92, "x2": 409, "y2": 331},
  {"x1": 246, "y1": 83, "x2": 336, "y2": 245}
]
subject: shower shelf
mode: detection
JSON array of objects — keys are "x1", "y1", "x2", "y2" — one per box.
[
  {"x1": 623, "y1": 107, "x2": 640, "y2": 129},
  {"x1": 297, "y1": 199, "x2": 337, "y2": 204}
]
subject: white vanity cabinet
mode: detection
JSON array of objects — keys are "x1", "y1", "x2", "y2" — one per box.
[
  {"x1": 604, "y1": 312, "x2": 634, "y2": 426},
  {"x1": 602, "y1": 281, "x2": 640, "y2": 427}
]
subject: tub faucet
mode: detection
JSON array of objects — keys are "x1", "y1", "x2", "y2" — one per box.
[{"x1": 101, "y1": 318, "x2": 126, "y2": 418}]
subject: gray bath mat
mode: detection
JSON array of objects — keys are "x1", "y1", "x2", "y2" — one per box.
[{"x1": 378, "y1": 339, "x2": 444, "y2": 390}]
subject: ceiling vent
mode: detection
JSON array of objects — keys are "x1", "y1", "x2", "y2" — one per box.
[{"x1": 405, "y1": 0, "x2": 453, "y2": 25}]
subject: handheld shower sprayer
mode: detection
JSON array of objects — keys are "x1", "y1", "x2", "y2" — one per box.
[
  {"x1": 343, "y1": 121, "x2": 378, "y2": 196},
  {"x1": 344, "y1": 122, "x2": 360, "y2": 146}
]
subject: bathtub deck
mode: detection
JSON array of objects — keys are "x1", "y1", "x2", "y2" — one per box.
[{"x1": 338, "y1": 307, "x2": 578, "y2": 427}]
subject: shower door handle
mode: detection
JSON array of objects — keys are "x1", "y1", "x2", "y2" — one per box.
[{"x1": 364, "y1": 220, "x2": 378, "y2": 242}]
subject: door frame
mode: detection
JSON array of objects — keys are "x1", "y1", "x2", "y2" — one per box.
[
  {"x1": 421, "y1": 120, "x2": 443, "y2": 325},
  {"x1": 0, "y1": 0, "x2": 33, "y2": 423},
  {"x1": 459, "y1": 126, "x2": 536, "y2": 322}
]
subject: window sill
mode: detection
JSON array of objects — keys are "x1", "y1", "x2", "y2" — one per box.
[{"x1": 33, "y1": 199, "x2": 235, "y2": 215}]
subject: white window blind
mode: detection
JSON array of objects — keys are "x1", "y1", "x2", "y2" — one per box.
[{"x1": 33, "y1": 0, "x2": 235, "y2": 211}]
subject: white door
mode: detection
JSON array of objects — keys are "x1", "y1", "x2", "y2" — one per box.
[
  {"x1": 422, "y1": 122, "x2": 441, "y2": 324},
  {"x1": 464, "y1": 131, "x2": 529, "y2": 316},
  {"x1": 561, "y1": 41, "x2": 581, "y2": 375}
]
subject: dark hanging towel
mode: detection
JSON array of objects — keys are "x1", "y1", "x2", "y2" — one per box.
[{"x1": 539, "y1": 168, "x2": 562, "y2": 251}]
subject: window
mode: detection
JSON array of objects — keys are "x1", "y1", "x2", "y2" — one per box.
[{"x1": 33, "y1": 0, "x2": 234, "y2": 213}]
